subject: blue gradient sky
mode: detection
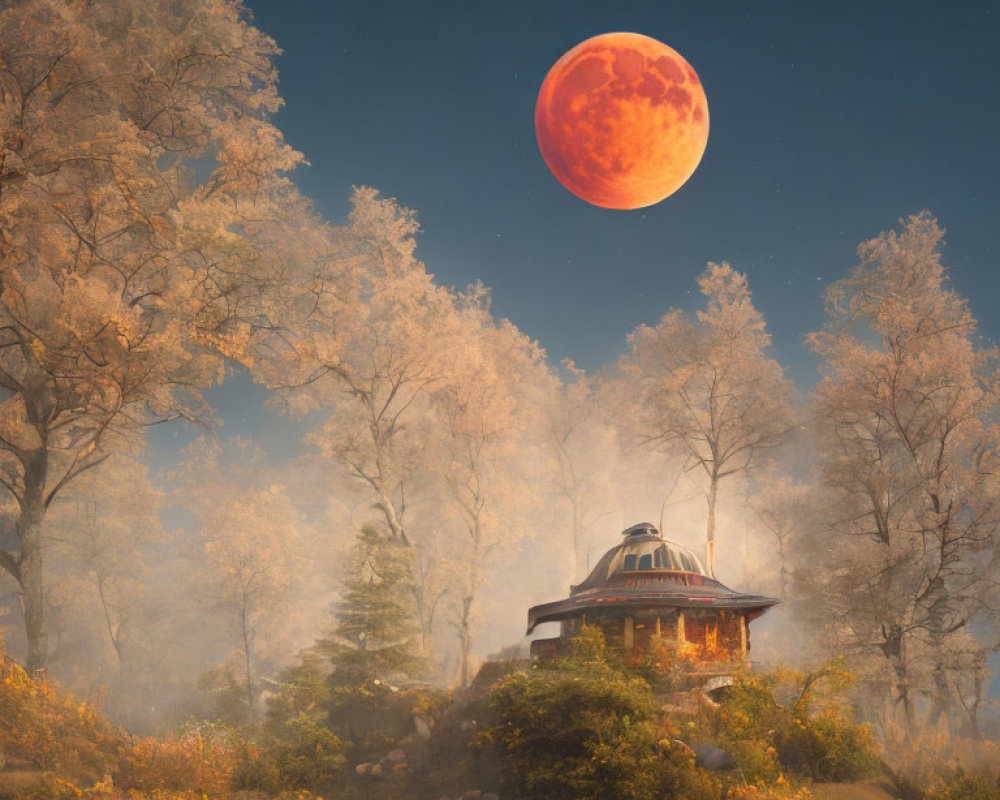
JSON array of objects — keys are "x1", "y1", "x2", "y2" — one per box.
[{"x1": 237, "y1": 0, "x2": 998, "y2": 388}]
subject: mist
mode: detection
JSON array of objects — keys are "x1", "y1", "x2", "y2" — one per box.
[{"x1": 0, "y1": 2, "x2": 997, "y2": 798}]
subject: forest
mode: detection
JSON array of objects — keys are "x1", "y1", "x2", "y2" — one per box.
[{"x1": 0, "y1": 1, "x2": 997, "y2": 799}]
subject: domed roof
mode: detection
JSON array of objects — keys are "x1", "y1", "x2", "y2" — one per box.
[
  {"x1": 572, "y1": 522, "x2": 707, "y2": 594},
  {"x1": 526, "y1": 522, "x2": 778, "y2": 634}
]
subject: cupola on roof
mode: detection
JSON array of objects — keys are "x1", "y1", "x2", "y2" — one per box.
[{"x1": 573, "y1": 521, "x2": 707, "y2": 593}]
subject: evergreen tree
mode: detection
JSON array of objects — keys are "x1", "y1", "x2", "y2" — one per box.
[{"x1": 323, "y1": 525, "x2": 423, "y2": 685}]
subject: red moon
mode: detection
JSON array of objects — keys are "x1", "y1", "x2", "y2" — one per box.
[{"x1": 535, "y1": 32, "x2": 709, "y2": 210}]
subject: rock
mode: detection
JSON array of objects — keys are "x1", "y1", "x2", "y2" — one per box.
[
  {"x1": 415, "y1": 714, "x2": 433, "y2": 740},
  {"x1": 381, "y1": 748, "x2": 407, "y2": 766},
  {"x1": 462, "y1": 791, "x2": 483, "y2": 800},
  {"x1": 354, "y1": 762, "x2": 385, "y2": 778},
  {"x1": 693, "y1": 743, "x2": 738, "y2": 772}
]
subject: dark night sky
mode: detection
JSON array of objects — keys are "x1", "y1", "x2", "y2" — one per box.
[{"x1": 237, "y1": 0, "x2": 1000, "y2": 388}]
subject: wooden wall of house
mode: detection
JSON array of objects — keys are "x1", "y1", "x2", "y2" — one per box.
[
  {"x1": 549, "y1": 607, "x2": 750, "y2": 664},
  {"x1": 631, "y1": 609, "x2": 678, "y2": 651},
  {"x1": 717, "y1": 611, "x2": 746, "y2": 655},
  {"x1": 681, "y1": 610, "x2": 746, "y2": 659},
  {"x1": 602, "y1": 618, "x2": 626, "y2": 652}
]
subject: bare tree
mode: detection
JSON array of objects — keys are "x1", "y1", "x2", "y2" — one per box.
[
  {"x1": 750, "y1": 477, "x2": 816, "y2": 600},
  {"x1": 549, "y1": 361, "x2": 621, "y2": 581},
  {"x1": 197, "y1": 486, "x2": 298, "y2": 714},
  {"x1": 45, "y1": 454, "x2": 163, "y2": 721},
  {"x1": 268, "y1": 189, "x2": 468, "y2": 655}
]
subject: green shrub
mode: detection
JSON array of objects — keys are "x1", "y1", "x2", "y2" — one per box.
[
  {"x1": 266, "y1": 649, "x2": 332, "y2": 727},
  {"x1": 712, "y1": 669, "x2": 879, "y2": 785},
  {"x1": 481, "y1": 628, "x2": 719, "y2": 800},
  {"x1": 325, "y1": 679, "x2": 444, "y2": 754},
  {"x1": 270, "y1": 712, "x2": 347, "y2": 791},
  {"x1": 232, "y1": 713, "x2": 346, "y2": 795},
  {"x1": 714, "y1": 673, "x2": 784, "y2": 784},
  {"x1": 925, "y1": 772, "x2": 1000, "y2": 800},
  {"x1": 196, "y1": 664, "x2": 250, "y2": 726},
  {"x1": 231, "y1": 741, "x2": 283, "y2": 795},
  {"x1": 776, "y1": 710, "x2": 879, "y2": 782}
]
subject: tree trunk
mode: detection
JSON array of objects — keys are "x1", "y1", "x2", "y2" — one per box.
[
  {"x1": 411, "y1": 547, "x2": 444, "y2": 658},
  {"x1": 926, "y1": 662, "x2": 951, "y2": 732},
  {"x1": 882, "y1": 624, "x2": 915, "y2": 740},
  {"x1": 458, "y1": 518, "x2": 483, "y2": 690},
  {"x1": 705, "y1": 476, "x2": 718, "y2": 577},
  {"x1": 412, "y1": 562, "x2": 430, "y2": 656},
  {"x1": 459, "y1": 593, "x2": 472, "y2": 690},
  {"x1": 19, "y1": 475, "x2": 47, "y2": 672},
  {"x1": 374, "y1": 480, "x2": 408, "y2": 545},
  {"x1": 95, "y1": 570, "x2": 128, "y2": 723},
  {"x1": 572, "y1": 495, "x2": 585, "y2": 582},
  {"x1": 241, "y1": 600, "x2": 253, "y2": 715}
]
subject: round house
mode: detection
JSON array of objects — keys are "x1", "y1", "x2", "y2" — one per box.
[{"x1": 527, "y1": 522, "x2": 777, "y2": 667}]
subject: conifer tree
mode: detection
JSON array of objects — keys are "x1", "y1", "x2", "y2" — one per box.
[{"x1": 324, "y1": 525, "x2": 423, "y2": 686}]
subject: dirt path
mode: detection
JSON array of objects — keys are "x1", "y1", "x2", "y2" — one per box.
[{"x1": 811, "y1": 779, "x2": 900, "y2": 800}]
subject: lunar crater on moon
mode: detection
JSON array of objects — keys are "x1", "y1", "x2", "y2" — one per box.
[{"x1": 536, "y1": 32, "x2": 709, "y2": 209}]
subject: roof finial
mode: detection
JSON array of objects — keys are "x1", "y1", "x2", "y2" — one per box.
[{"x1": 622, "y1": 522, "x2": 658, "y2": 538}]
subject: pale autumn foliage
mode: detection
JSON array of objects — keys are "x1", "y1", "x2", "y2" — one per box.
[
  {"x1": 434, "y1": 308, "x2": 556, "y2": 686},
  {"x1": 0, "y1": 0, "x2": 997, "y2": 755},
  {"x1": 748, "y1": 477, "x2": 818, "y2": 601},
  {"x1": 804, "y1": 212, "x2": 1000, "y2": 736},
  {"x1": 617, "y1": 262, "x2": 796, "y2": 575},
  {"x1": 197, "y1": 484, "x2": 299, "y2": 714},
  {"x1": 549, "y1": 359, "x2": 623, "y2": 582},
  {"x1": 0, "y1": 0, "x2": 302, "y2": 670},
  {"x1": 300, "y1": 188, "x2": 464, "y2": 546}
]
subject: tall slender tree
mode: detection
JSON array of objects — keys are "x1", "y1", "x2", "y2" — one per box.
[
  {"x1": 436, "y1": 308, "x2": 554, "y2": 688},
  {"x1": 260, "y1": 189, "x2": 465, "y2": 655},
  {"x1": 549, "y1": 361, "x2": 621, "y2": 582},
  {"x1": 198, "y1": 486, "x2": 298, "y2": 715},
  {"x1": 618, "y1": 263, "x2": 795, "y2": 576},
  {"x1": 45, "y1": 454, "x2": 163, "y2": 721},
  {"x1": 805, "y1": 212, "x2": 1000, "y2": 737}
]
